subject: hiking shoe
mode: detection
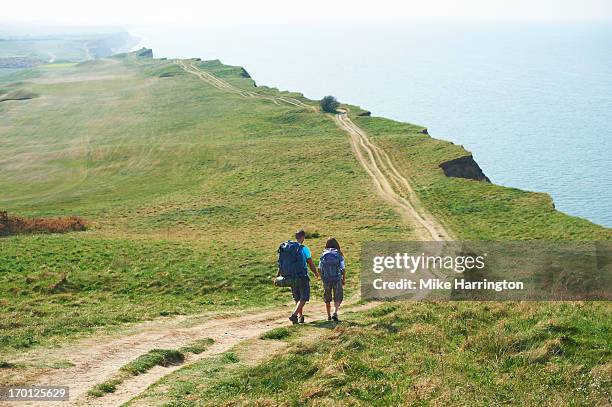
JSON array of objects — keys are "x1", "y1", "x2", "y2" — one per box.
[
  {"x1": 328, "y1": 316, "x2": 332, "y2": 321},
  {"x1": 332, "y1": 313, "x2": 339, "y2": 322},
  {"x1": 289, "y1": 314, "x2": 299, "y2": 325},
  {"x1": 299, "y1": 315, "x2": 305, "y2": 324}
]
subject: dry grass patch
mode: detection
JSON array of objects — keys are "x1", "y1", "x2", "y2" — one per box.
[{"x1": 0, "y1": 211, "x2": 86, "y2": 237}]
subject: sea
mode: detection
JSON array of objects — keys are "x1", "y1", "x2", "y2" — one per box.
[{"x1": 131, "y1": 22, "x2": 612, "y2": 227}]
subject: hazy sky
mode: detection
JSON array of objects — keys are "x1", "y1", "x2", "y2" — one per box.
[{"x1": 3, "y1": 0, "x2": 612, "y2": 25}]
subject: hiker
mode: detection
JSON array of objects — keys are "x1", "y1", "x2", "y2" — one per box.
[
  {"x1": 277, "y1": 229, "x2": 320, "y2": 324},
  {"x1": 319, "y1": 237, "x2": 346, "y2": 322}
]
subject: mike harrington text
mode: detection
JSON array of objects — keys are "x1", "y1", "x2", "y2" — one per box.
[{"x1": 372, "y1": 278, "x2": 525, "y2": 292}]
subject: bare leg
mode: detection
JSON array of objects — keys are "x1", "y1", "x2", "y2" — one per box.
[
  {"x1": 325, "y1": 302, "x2": 331, "y2": 318},
  {"x1": 334, "y1": 301, "x2": 341, "y2": 315},
  {"x1": 293, "y1": 300, "x2": 306, "y2": 317}
]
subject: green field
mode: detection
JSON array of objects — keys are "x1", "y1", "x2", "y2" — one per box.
[
  {"x1": 0, "y1": 46, "x2": 610, "y2": 405},
  {"x1": 0, "y1": 50, "x2": 416, "y2": 353}
]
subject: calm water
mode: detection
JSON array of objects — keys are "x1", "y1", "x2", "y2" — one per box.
[{"x1": 132, "y1": 23, "x2": 612, "y2": 227}]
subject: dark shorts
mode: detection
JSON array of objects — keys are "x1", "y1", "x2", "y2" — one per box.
[
  {"x1": 291, "y1": 277, "x2": 310, "y2": 302},
  {"x1": 323, "y1": 279, "x2": 343, "y2": 303}
]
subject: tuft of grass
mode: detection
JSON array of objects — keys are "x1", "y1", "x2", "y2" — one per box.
[
  {"x1": 221, "y1": 352, "x2": 239, "y2": 364},
  {"x1": 88, "y1": 377, "x2": 122, "y2": 397},
  {"x1": 260, "y1": 327, "x2": 291, "y2": 341},
  {"x1": 50, "y1": 360, "x2": 75, "y2": 369},
  {"x1": 304, "y1": 230, "x2": 321, "y2": 239},
  {"x1": 179, "y1": 338, "x2": 214, "y2": 354},
  {"x1": 120, "y1": 349, "x2": 184, "y2": 375}
]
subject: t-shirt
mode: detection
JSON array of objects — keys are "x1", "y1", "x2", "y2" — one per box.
[
  {"x1": 299, "y1": 245, "x2": 312, "y2": 278},
  {"x1": 301, "y1": 245, "x2": 312, "y2": 263}
]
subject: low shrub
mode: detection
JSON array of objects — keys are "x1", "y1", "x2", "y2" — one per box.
[{"x1": 0, "y1": 211, "x2": 86, "y2": 237}]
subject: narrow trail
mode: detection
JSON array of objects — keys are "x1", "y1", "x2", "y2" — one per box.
[
  {"x1": 176, "y1": 60, "x2": 450, "y2": 241},
  {"x1": 176, "y1": 60, "x2": 313, "y2": 109},
  {"x1": 1, "y1": 302, "x2": 377, "y2": 407},
  {"x1": 0, "y1": 309, "x2": 276, "y2": 406},
  {"x1": 82, "y1": 301, "x2": 377, "y2": 407},
  {"x1": 335, "y1": 110, "x2": 452, "y2": 241},
  {"x1": 72, "y1": 309, "x2": 288, "y2": 407}
]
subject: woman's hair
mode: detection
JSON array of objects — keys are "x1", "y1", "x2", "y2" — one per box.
[{"x1": 325, "y1": 237, "x2": 343, "y2": 257}]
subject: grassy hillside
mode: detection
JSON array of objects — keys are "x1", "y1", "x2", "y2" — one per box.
[
  {"x1": 0, "y1": 48, "x2": 610, "y2": 405},
  {"x1": 0, "y1": 50, "x2": 415, "y2": 353},
  {"x1": 132, "y1": 302, "x2": 611, "y2": 406}
]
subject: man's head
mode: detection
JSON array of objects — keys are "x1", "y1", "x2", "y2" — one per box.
[{"x1": 295, "y1": 229, "x2": 306, "y2": 243}]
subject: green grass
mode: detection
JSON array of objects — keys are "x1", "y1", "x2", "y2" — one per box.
[
  {"x1": 145, "y1": 302, "x2": 611, "y2": 406},
  {"x1": 0, "y1": 234, "x2": 292, "y2": 351},
  {"x1": 260, "y1": 327, "x2": 292, "y2": 340},
  {"x1": 221, "y1": 352, "x2": 240, "y2": 364},
  {"x1": 121, "y1": 349, "x2": 184, "y2": 375},
  {"x1": 179, "y1": 338, "x2": 215, "y2": 354},
  {"x1": 88, "y1": 377, "x2": 123, "y2": 397},
  {"x1": 129, "y1": 347, "x2": 260, "y2": 406},
  {"x1": 0, "y1": 50, "x2": 415, "y2": 353}
]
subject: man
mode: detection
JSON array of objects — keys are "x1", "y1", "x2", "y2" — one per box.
[{"x1": 289, "y1": 229, "x2": 319, "y2": 324}]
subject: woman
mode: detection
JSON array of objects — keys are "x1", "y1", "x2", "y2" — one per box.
[{"x1": 318, "y1": 237, "x2": 346, "y2": 321}]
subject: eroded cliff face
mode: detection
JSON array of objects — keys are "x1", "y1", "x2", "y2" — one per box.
[{"x1": 439, "y1": 155, "x2": 490, "y2": 182}]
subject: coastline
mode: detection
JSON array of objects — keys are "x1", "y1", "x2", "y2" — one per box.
[
  {"x1": 167, "y1": 49, "x2": 605, "y2": 233},
  {"x1": 126, "y1": 24, "x2": 612, "y2": 228}
]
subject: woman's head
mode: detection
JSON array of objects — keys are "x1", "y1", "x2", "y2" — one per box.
[{"x1": 325, "y1": 237, "x2": 342, "y2": 255}]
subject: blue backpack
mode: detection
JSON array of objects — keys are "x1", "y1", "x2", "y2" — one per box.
[
  {"x1": 278, "y1": 240, "x2": 305, "y2": 279},
  {"x1": 320, "y1": 249, "x2": 343, "y2": 283}
]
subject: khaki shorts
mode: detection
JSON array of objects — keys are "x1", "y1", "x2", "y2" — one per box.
[{"x1": 323, "y1": 279, "x2": 343, "y2": 303}]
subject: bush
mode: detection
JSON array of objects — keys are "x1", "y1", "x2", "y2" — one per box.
[
  {"x1": 320, "y1": 95, "x2": 340, "y2": 113},
  {"x1": 304, "y1": 230, "x2": 320, "y2": 239},
  {"x1": 0, "y1": 211, "x2": 86, "y2": 237}
]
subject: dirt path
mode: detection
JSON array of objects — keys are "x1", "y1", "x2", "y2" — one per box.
[
  {"x1": 1, "y1": 307, "x2": 288, "y2": 406},
  {"x1": 74, "y1": 309, "x2": 288, "y2": 407},
  {"x1": 335, "y1": 110, "x2": 452, "y2": 241},
  {"x1": 85, "y1": 301, "x2": 378, "y2": 407},
  {"x1": 177, "y1": 60, "x2": 451, "y2": 241},
  {"x1": 176, "y1": 60, "x2": 313, "y2": 109},
  {"x1": 1, "y1": 302, "x2": 376, "y2": 407}
]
